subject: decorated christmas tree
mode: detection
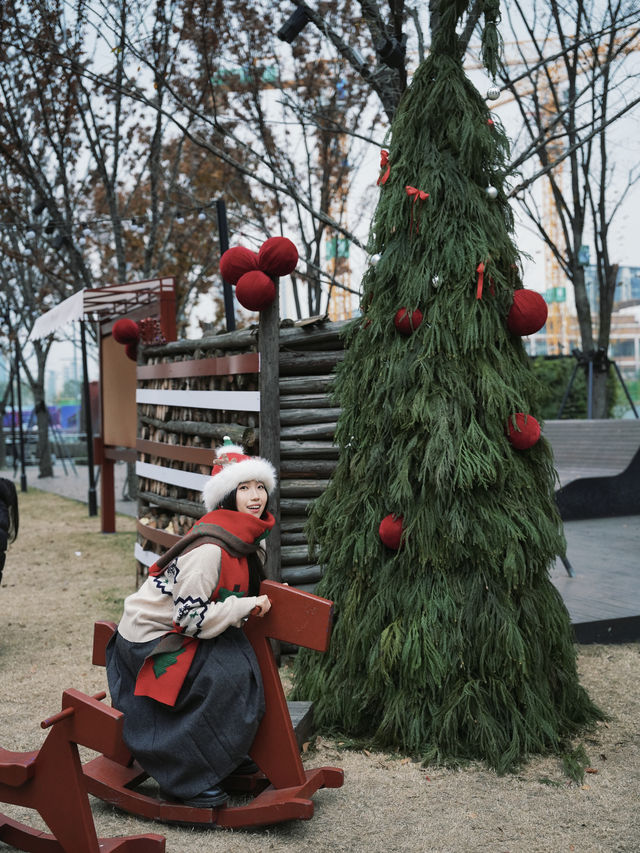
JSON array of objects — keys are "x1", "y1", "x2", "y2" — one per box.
[{"x1": 293, "y1": 1, "x2": 602, "y2": 772}]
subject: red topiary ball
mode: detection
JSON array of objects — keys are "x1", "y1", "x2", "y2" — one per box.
[
  {"x1": 220, "y1": 246, "x2": 259, "y2": 285},
  {"x1": 258, "y1": 236, "x2": 298, "y2": 276},
  {"x1": 394, "y1": 307, "x2": 423, "y2": 335},
  {"x1": 125, "y1": 342, "x2": 138, "y2": 362},
  {"x1": 506, "y1": 413, "x2": 541, "y2": 450},
  {"x1": 112, "y1": 317, "x2": 140, "y2": 344},
  {"x1": 507, "y1": 289, "x2": 548, "y2": 336},
  {"x1": 379, "y1": 513, "x2": 404, "y2": 550},
  {"x1": 236, "y1": 270, "x2": 277, "y2": 312}
]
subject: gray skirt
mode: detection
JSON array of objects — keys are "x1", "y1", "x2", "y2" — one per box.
[{"x1": 106, "y1": 627, "x2": 265, "y2": 799}]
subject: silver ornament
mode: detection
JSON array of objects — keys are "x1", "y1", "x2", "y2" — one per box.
[
  {"x1": 485, "y1": 185, "x2": 499, "y2": 200},
  {"x1": 486, "y1": 86, "x2": 500, "y2": 100}
]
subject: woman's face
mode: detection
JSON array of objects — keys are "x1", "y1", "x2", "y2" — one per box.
[{"x1": 235, "y1": 480, "x2": 268, "y2": 517}]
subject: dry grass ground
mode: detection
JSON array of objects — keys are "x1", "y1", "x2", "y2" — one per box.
[{"x1": 0, "y1": 488, "x2": 638, "y2": 852}]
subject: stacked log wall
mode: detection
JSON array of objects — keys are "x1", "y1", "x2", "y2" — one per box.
[{"x1": 134, "y1": 318, "x2": 346, "y2": 588}]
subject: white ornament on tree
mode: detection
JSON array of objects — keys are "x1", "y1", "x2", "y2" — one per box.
[
  {"x1": 486, "y1": 86, "x2": 500, "y2": 100},
  {"x1": 485, "y1": 185, "x2": 498, "y2": 199}
]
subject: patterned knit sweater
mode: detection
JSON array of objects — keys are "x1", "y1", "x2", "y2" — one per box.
[
  {"x1": 118, "y1": 508, "x2": 273, "y2": 645},
  {"x1": 117, "y1": 544, "x2": 262, "y2": 644}
]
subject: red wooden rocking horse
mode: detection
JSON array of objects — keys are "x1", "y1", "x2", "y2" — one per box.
[
  {"x1": 84, "y1": 579, "x2": 344, "y2": 827},
  {"x1": 0, "y1": 688, "x2": 166, "y2": 852}
]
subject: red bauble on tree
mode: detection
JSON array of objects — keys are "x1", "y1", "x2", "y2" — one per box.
[
  {"x1": 112, "y1": 318, "x2": 140, "y2": 344},
  {"x1": 507, "y1": 289, "x2": 548, "y2": 336},
  {"x1": 379, "y1": 513, "x2": 404, "y2": 550},
  {"x1": 258, "y1": 236, "x2": 298, "y2": 276},
  {"x1": 506, "y1": 413, "x2": 541, "y2": 450},
  {"x1": 220, "y1": 246, "x2": 259, "y2": 285},
  {"x1": 236, "y1": 270, "x2": 277, "y2": 311},
  {"x1": 394, "y1": 307, "x2": 423, "y2": 335}
]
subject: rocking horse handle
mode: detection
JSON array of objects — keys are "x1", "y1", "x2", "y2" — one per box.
[
  {"x1": 254, "y1": 580, "x2": 333, "y2": 652},
  {"x1": 41, "y1": 691, "x2": 107, "y2": 729}
]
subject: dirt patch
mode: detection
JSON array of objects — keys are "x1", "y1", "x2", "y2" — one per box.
[{"x1": 0, "y1": 488, "x2": 638, "y2": 852}]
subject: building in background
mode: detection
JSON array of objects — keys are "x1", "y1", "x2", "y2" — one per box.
[{"x1": 524, "y1": 265, "x2": 640, "y2": 380}]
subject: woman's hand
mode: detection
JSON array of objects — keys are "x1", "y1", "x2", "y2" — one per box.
[{"x1": 251, "y1": 595, "x2": 271, "y2": 617}]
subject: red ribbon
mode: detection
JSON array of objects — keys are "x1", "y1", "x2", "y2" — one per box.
[
  {"x1": 377, "y1": 150, "x2": 390, "y2": 186},
  {"x1": 476, "y1": 261, "x2": 485, "y2": 299},
  {"x1": 405, "y1": 185, "x2": 429, "y2": 234}
]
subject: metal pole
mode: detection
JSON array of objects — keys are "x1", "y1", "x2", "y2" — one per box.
[
  {"x1": 216, "y1": 199, "x2": 236, "y2": 332},
  {"x1": 80, "y1": 321, "x2": 98, "y2": 516},
  {"x1": 14, "y1": 337, "x2": 27, "y2": 492},
  {"x1": 587, "y1": 357, "x2": 594, "y2": 419},
  {"x1": 556, "y1": 361, "x2": 580, "y2": 419},
  {"x1": 611, "y1": 359, "x2": 639, "y2": 418},
  {"x1": 80, "y1": 321, "x2": 97, "y2": 516},
  {"x1": 8, "y1": 361, "x2": 17, "y2": 476}
]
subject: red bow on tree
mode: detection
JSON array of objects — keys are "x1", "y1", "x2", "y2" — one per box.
[
  {"x1": 405, "y1": 185, "x2": 429, "y2": 234},
  {"x1": 476, "y1": 261, "x2": 486, "y2": 299},
  {"x1": 377, "y1": 150, "x2": 391, "y2": 186}
]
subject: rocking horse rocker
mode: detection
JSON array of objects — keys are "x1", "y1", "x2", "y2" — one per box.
[
  {"x1": 84, "y1": 580, "x2": 344, "y2": 828},
  {"x1": 0, "y1": 688, "x2": 165, "y2": 852}
]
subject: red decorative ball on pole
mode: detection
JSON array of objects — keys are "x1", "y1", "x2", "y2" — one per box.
[
  {"x1": 124, "y1": 342, "x2": 138, "y2": 362},
  {"x1": 507, "y1": 289, "x2": 548, "y2": 336},
  {"x1": 394, "y1": 307, "x2": 423, "y2": 335},
  {"x1": 258, "y1": 236, "x2": 299, "y2": 276},
  {"x1": 379, "y1": 514, "x2": 404, "y2": 550},
  {"x1": 219, "y1": 246, "x2": 260, "y2": 285},
  {"x1": 112, "y1": 318, "x2": 140, "y2": 344},
  {"x1": 506, "y1": 413, "x2": 541, "y2": 450},
  {"x1": 236, "y1": 270, "x2": 277, "y2": 312}
]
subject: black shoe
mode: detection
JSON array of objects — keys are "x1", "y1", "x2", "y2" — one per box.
[
  {"x1": 181, "y1": 785, "x2": 230, "y2": 808},
  {"x1": 233, "y1": 756, "x2": 259, "y2": 775}
]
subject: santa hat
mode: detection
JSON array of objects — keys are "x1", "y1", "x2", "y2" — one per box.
[{"x1": 202, "y1": 436, "x2": 277, "y2": 511}]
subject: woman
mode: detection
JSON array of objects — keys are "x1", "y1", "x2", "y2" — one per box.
[
  {"x1": 0, "y1": 477, "x2": 19, "y2": 585},
  {"x1": 106, "y1": 438, "x2": 277, "y2": 808}
]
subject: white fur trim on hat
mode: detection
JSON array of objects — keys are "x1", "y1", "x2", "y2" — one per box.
[{"x1": 202, "y1": 440, "x2": 277, "y2": 511}]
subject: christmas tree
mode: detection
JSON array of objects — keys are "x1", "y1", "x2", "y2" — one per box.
[{"x1": 293, "y1": 0, "x2": 602, "y2": 773}]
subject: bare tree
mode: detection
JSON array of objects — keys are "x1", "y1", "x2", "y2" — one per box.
[
  {"x1": 495, "y1": 0, "x2": 640, "y2": 416},
  {"x1": 2, "y1": 0, "x2": 638, "y2": 417}
]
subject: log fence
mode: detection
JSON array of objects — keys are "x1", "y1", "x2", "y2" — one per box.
[{"x1": 133, "y1": 318, "x2": 347, "y2": 588}]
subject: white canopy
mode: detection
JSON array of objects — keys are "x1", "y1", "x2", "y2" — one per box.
[
  {"x1": 29, "y1": 278, "x2": 175, "y2": 340},
  {"x1": 29, "y1": 289, "x2": 86, "y2": 340}
]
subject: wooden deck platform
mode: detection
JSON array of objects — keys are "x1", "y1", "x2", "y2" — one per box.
[{"x1": 552, "y1": 515, "x2": 640, "y2": 643}]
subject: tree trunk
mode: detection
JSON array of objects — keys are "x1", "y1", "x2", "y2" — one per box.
[
  {"x1": 590, "y1": 369, "x2": 609, "y2": 419},
  {"x1": 35, "y1": 393, "x2": 54, "y2": 478},
  {"x1": 572, "y1": 264, "x2": 594, "y2": 352}
]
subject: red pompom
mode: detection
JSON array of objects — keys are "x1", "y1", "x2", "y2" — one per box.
[
  {"x1": 112, "y1": 318, "x2": 140, "y2": 344},
  {"x1": 394, "y1": 307, "x2": 423, "y2": 335},
  {"x1": 506, "y1": 413, "x2": 541, "y2": 450},
  {"x1": 507, "y1": 289, "x2": 548, "y2": 336},
  {"x1": 220, "y1": 246, "x2": 259, "y2": 285},
  {"x1": 258, "y1": 236, "x2": 298, "y2": 276},
  {"x1": 379, "y1": 514, "x2": 404, "y2": 550},
  {"x1": 236, "y1": 270, "x2": 277, "y2": 311},
  {"x1": 124, "y1": 342, "x2": 138, "y2": 362}
]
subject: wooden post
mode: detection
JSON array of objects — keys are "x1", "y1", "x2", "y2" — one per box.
[{"x1": 259, "y1": 278, "x2": 281, "y2": 581}]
